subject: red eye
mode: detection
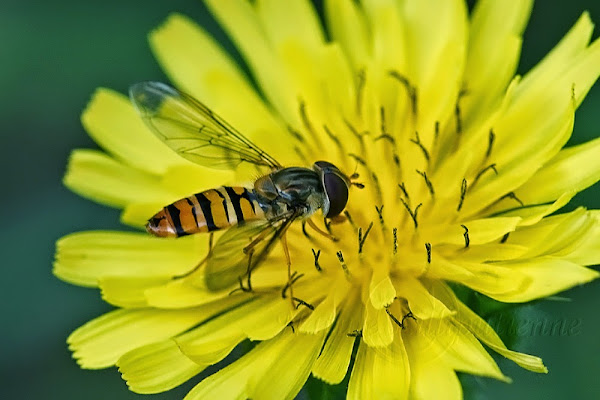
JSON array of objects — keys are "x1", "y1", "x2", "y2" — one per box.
[{"x1": 323, "y1": 173, "x2": 349, "y2": 217}]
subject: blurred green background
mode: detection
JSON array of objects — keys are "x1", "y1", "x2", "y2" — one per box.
[{"x1": 1, "y1": 0, "x2": 599, "y2": 399}]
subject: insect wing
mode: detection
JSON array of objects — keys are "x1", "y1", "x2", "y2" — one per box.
[
  {"x1": 204, "y1": 216, "x2": 296, "y2": 291},
  {"x1": 129, "y1": 81, "x2": 281, "y2": 170}
]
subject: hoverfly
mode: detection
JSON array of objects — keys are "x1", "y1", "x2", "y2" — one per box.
[{"x1": 130, "y1": 82, "x2": 357, "y2": 295}]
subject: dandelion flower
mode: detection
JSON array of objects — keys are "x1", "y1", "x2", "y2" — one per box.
[{"x1": 55, "y1": 1, "x2": 600, "y2": 399}]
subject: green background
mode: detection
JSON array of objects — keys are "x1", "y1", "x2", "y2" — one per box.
[{"x1": 1, "y1": 0, "x2": 599, "y2": 399}]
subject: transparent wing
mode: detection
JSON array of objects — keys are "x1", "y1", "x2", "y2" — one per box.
[
  {"x1": 129, "y1": 81, "x2": 281, "y2": 170},
  {"x1": 205, "y1": 214, "x2": 298, "y2": 291}
]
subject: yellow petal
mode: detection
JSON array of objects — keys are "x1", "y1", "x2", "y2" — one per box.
[
  {"x1": 419, "y1": 318, "x2": 509, "y2": 381},
  {"x1": 462, "y1": 101, "x2": 575, "y2": 218},
  {"x1": 184, "y1": 330, "x2": 288, "y2": 400},
  {"x1": 462, "y1": 0, "x2": 533, "y2": 126},
  {"x1": 515, "y1": 137, "x2": 600, "y2": 204},
  {"x1": 203, "y1": 0, "x2": 295, "y2": 124},
  {"x1": 362, "y1": 299, "x2": 393, "y2": 347},
  {"x1": 489, "y1": 257, "x2": 599, "y2": 303},
  {"x1": 394, "y1": 277, "x2": 453, "y2": 319},
  {"x1": 118, "y1": 340, "x2": 203, "y2": 394},
  {"x1": 81, "y1": 88, "x2": 187, "y2": 175},
  {"x1": 404, "y1": 327, "x2": 462, "y2": 400},
  {"x1": 513, "y1": 12, "x2": 594, "y2": 101},
  {"x1": 299, "y1": 295, "x2": 336, "y2": 333},
  {"x1": 432, "y1": 281, "x2": 547, "y2": 373},
  {"x1": 68, "y1": 302, "x2": 235, "y2": 369},
  {"x1": 348, "y1": 334, "x2": 410, "y2": 400},
  {"x1": 564, "y1": 210, "x2": 600, "y2": 265},
  {"x1": 509, "y1": 208, "x2": 595, "y2": 258},
  {"x1": 369, "y1": 271, "x2": 396, "y2": 309},
  {"x1": 247, "y1": 331, "x2": 326, "y2": 400},
  {"x1": 490, "y1": 191, "x2": 575, "y2": 227},
  {"x1": 149, "y1": 13, "x2": 296, "y2": 165},
  {"x1": 99, "y1": 276, "x2": 167, "y2": 308},
  {"x1": 425, "y1": 216, "x2": 521, "y2": 246},
  {"x1": 178, "y1": 294, "x2": 310, "y2": 366},
  {"x1": 185, "y1": 329, "x2": 325, "y2": 400},
  {"x1": 256, "y1": 0, "x2": 324, "y2": 50},
  {"x1": 54, "y1": 231, "x2": 206, "y2": 287},
  {"x1": 145, "y1": 279, "x2": 233, "y2": 309},
  {"x1": 324, "y1": 0, "x2": 370, "y2": 69},
  {"x1": 312, "y1": 294, "x2": 362, "y2": 384},
  {"x1": 401, "y1": 0, "x2": 468, "y2": 147},
  {"x1": 63, "y1": 149, "x2": 173, "y2": 209}
]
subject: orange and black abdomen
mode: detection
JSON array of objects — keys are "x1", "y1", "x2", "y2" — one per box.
[{"x1": 146, "y1": 186, "x2": 266, "y2": 238}]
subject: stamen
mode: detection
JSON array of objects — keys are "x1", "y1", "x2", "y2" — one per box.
[
  {"x1": 400, "y1": 198, "x2": 422, "y2": 228},
  {"x1": 348, "y1": 153, "x2": 366, "y2": 166},
  {"x1": 336, "y1": 251, "x2": 351, "y2": 277},
  {"x1": 416, "y1": 170, "x2": 434, "y2": 197},
  {"x1": 343, "y1": 210, "x2": 356, "y2": 229},
  {"x1": 375, "y1": 133, "x2": 396, "y2": 145},
  {"x1": 356, "y1": 69, "x2": 366, "y2": 116},
  {"x1": 298, "y1": 99, "x2": 319, "y2": 142},
  {"x1": 461, "y1": 224, "x2": 470, "y2": 248},
  {"x1": 375, "y1": 107, "x2": 396, "y2": 145},
  {"x1": 499, "y1": 192, "x2": 525, "y2": 207},
  {"x1": 286, "y1": 125, "x2": 305, "y2": 143},
  {"x1": 293, "y1": 297, "x2": 315, "y2": 310},
  {"x1": 500, "y1": 233, "x2": 510, "y2": 243},
  {"x1": 288, "y1": 321, "x2": 295, "y2": 333},
  {"x1": 457, "y1": 178, "x2": 467, "y2": 212},
  {"x1": 375, "y1": 205, "x2": 385, "y2": 227},
  {"x1": 301, "y1": 221, "x2": 311, "y2": 239},
  {"x1": 371, "y1": 172, "x2": 383, "y2": 204},
  {"x1": 388, "y1": 70, "x2": 418, "y2": 116},
  {"x1": 486, "y1": 129, "x2": 495, "y2": 159},
  {"x1": 402, "y1": 311, "x2": 417, "y2": 325},
  {"x1": 358, "y1": 222, "x2": 374, "y2": 254},
  {"x1": 323, "y1": 124, "x2": 343, "y2": 150},
  {"x1": 393, "y1": 228, "x2": 398, "y2": 255},
  {"x1": 472, "y1": 163, "x2": 498, "y2": 187},
  {"x1": 434, "y1": 121, "x2": 440, "y2": 143},
  {"x1": 410, "y1": 131, "x2": 430, "y2": 162},
  {"x1": 324, "y1": 217, "x2": 332, "y2": 234},
  {"x1": 385, "y1": 308, "x2": 412, "y2": 330},
  {"x1": 312, "y1": 249, "x2": 322, "y2": 272},
  {"x1": 454, "y1": 102, "x2": 463, "y2": 135},
  {"x1": 398, "y1": 182, "x2": 410, "y2": 200},
  {"x1": 425, "y1": 243, "x2": 432, "y2": 263},
  {"x1": 393, "y1": 153, "x2": 401, "y2": 168},
  {"x1": 344, "y1": 119, "x2": 368, "y2": 142},
  {"x1": 294, "y1": 146, "x2": 309, "y2": 165}
]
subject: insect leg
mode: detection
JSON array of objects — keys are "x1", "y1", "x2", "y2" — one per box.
[
  {"x1": 280, "y1": 231, "x2": 295, "y2": 308},
  {"x1": 173, "y1": 232, "x2": 214, "y2": 279},
  {"x1": 243, "y1": 228, "x2": 273, "y2": 254},
  {"x1": 307, "y1": 218, "x2": 338, "y2": 242}
]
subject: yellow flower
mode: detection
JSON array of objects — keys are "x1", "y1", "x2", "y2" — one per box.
[{"x1": 54, "y1": 1, "x2": 600, "y2": 399}]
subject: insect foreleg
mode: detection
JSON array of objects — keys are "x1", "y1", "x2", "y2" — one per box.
[{"x1": 307, "y1": 218, "x2": 338, "y2": 242}]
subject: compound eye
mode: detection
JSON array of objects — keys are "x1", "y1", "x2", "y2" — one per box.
[{"x1": 323, "y1": 173, "x2": 349, "y2": 217}]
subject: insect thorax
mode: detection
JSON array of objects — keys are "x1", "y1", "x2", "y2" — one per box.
[{"x1": 254, "y1": 167, "x2": 325, "y2": 220}]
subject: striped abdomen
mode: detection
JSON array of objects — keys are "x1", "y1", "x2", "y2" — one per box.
[{"x1": 146, "y1": 186, "x2": 266, "y2": 238}]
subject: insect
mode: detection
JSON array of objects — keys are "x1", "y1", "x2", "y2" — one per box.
[{"x1": 130, "y1": 82, "x2": 359, "y2": 297}]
